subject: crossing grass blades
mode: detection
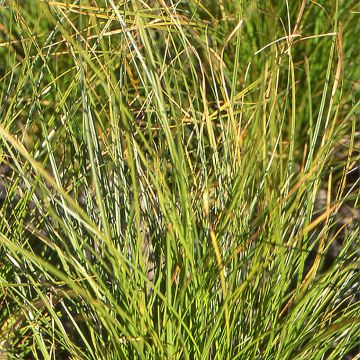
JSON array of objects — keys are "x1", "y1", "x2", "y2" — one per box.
[{"x1": 0, "y1": 0, "x2": 359, "y2": 359}]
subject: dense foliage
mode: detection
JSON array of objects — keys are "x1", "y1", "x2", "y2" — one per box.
[{"x1": 0, "y1": 0, "x2": 359, "y2": 358}]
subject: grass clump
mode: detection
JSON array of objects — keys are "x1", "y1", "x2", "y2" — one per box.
[{"x1": 0, "y1": 0, "x2": 359, "y2": 359}]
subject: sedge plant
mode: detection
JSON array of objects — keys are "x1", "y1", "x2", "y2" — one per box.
[{"x1": 0, "y1": 0, "x2": 359, "y2": 359}]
